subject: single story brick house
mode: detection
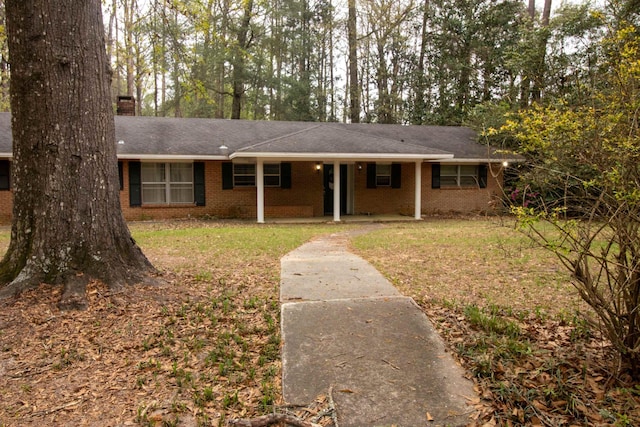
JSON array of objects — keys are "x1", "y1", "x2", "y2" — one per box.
[{"x1": 0, "y1": 112, "x2": 520, "y2": 223}]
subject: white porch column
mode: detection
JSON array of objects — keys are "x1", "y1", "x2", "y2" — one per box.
[
  {"x1": 333, "y1": 160, "x2": 341, "y2": 222},
  {"x1": 414, "y1": 161, "x2": 422, "y2": 220},
  {"x1": 257, "y1": 159, "x2": 265, "y2": 223}
]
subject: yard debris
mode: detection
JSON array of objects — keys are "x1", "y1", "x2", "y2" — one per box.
[
  {"x1": 229, "y1": 388, "x2": 338, "y2": 427},
  {"x1": 352, "y1": 219, "x2": 640, "y2": 426},
  {"x1": 422, "y1": 302, "x2": 640, "y2": 426},
  {"x1": 229, "y1": 413, "x2": 323, "y2": 427},
  {"x1": 0, "y1": 223, "x2": 287, "y2": 425}
]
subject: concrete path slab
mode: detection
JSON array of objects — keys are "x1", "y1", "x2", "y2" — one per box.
[
  {"x1": 281, "y1": 234, "x2": 401, "y2": 302},
  {"x1": 280, "y1": 231, "x2": 477, "y2": 426}
]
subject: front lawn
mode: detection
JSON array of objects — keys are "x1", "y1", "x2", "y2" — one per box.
[
  {"x1": 0, "y1": 221, "x2": 349, "y2": 426},
  {"x1": 0, "y1": 218, "x2": 638, "y2": 426},
  {"x1": 352, "y1": 218, "x2": 640, "y2": 426}
]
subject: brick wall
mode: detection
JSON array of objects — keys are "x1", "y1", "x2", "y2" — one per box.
[
  {"x1": 353, "y1": 162, "x2": 503, "y2": 216},
  {"x1": 354, "y1": 163, "x2": 416, "y2": 215},
  {"x1": 0, "y1": 160, "x2": 505, "y2": 224},
  {"x1": 423, "y1": 163, "x2": 504, "y2": 214},
  {"x1": 0, "y1": 190, "x2": 11, "y2": 223},
  {"x1": 120, "y1": 160, "x2": 324, "y2": 220}
]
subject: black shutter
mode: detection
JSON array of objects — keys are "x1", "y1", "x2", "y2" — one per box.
[
  {"x1": 391, "y1": 163, "x2": 402, "y2": 188},
  {"x1": 129, "y1": 161, "x2": 142, "y2": 206},
  {"x1": 281, "y1": 162, "x2": 292, "y2": 189},
  {"x1": 431, "y1": 163, "x2": 441, "y2": 189},
  {"x1": 0, "y1": 160, "x2": 10, "y2": 190},
  {"x1": 478, "y1": 164, "x2": 488, "y2": 188},
  {"x1": 366, "y1": 163, "x2": 377, "y2": 189},
  {"x1": 222, "y1": 162, "x2": 233, "y2": 190},
  {"x1": 194, "y1": 162, "x2": 206, "y2": 206},
  {"x1": 118, "y1": 161, "x2": 123, "y2": 191}
]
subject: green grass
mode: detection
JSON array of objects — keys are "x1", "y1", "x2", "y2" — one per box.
[
  {"x1": 351, "y1": 218, "x2": 583, "y2": 316},
  {"x1": 130, "y1": 223, "x2": 347, "y2": 258},
  {"x1": 1, "y1": 218, "x2": 637, "y2": 425}
]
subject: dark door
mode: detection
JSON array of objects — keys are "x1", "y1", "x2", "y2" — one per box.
[{"x1": 323, "y1": 164, "x2": 348, "y2": 215}]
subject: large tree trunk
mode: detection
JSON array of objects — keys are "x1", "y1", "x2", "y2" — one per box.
[{"x1": 1, "y1": 0, "x2": 157, "y2": 309}]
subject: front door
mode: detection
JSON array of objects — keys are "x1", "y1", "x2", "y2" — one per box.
[{"x1": 323, "y1": 164, "x2": 348, "y2": 215}]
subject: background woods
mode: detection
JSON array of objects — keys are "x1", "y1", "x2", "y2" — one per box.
[{"x1": 0, "y1": 0, "x2": 623, "y2": 125}]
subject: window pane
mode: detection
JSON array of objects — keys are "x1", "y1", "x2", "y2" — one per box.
[
  {"x1": 142, "y1": 163, "x2": 165, "y2": 182},
  {"x1": 170, "y1": 184, "x2": 194, "y2": 203},
  {"x1": 170, "y1": 163, "x2": 193, "y2": 182},
  {"x1": 460, "y1": 165, "x2": 478, "y2": 187},
  {"x1": 376, "y1": 176, "x2": 391, "y2": 186},
  {"x1": 460, "y1": 176, "x2": 478, "y2": 186},
  {"x1": 142, "y1": 184, "x2": 166, "y2": 203},
  {"x1": 376, "y1": 164, "x2": 391, "y2": 187},
  {"x1": 440, "y1": 165, "x2": 457, "y2": 176},
  {"x1": 264, "y1": 163, "x2": 281, "y2": 187},
  {"x1": 441, "y1": 176, "x2": 458, "y2": 187},
  {"x1": 264, "y1": 163, "x2": 280, "y2": 175},
  {"x1": 234, "y1": 175, "x2": 256, "y2": 187},
  {"x1": 377, "y1": 164, "x2": 391, "y2": 175},
  {"x1": 234, "y1": 164, "x2": 255, "y2": 175},
  {"x1": 234, "y1": 163, "x2": 256, "y2": 187},
  {"x1": 264, "y1": 176, "x2": 280, "y2": 187},
  {"x1": 460, "y1": 165, "x2": 478, "y2": 176}
]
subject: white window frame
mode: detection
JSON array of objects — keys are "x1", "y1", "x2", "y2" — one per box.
[
  {"x1": 233, "y1": 163, "x2": 281, "y2": 187},
  {"x1": 376, "y1": 164, "x2": 392, "y2": 187},
  {"x1": 264, "y1": 163, "x2": 281, "y2": 187},
  {"x1": 141, "y1": 162, "x2": 194, "y2": 204},
  {"x1": 233, "y1": 163, "x2": 256, "y2": 187},
  {"x1": 441, "y1": 165, "x2": 479, "y2": 188}
]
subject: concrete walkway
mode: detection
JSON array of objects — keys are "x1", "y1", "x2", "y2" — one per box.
[{"x1": 280, "y1": 230, "x2": 477, "y2": 427}]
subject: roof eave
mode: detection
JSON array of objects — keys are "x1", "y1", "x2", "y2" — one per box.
[
  {"x1": 117, "y1": 154, "x2": 229, "y2": 161},
  {"x1": 230, "y1": 152, "x2": 454, "y2": 161},
  {"x1": 437, "y1": 157, "x2": 525, "y2": 164}
]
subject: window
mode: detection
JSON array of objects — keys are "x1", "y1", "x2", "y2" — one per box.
[
  {"x1": 440, "y1": 165, "x2": 479, "y2": 188},
  {"x1": 233, "y1": 163, "x2": 282, "y2": 187},
  {"x1": 233, "y1": 164, "x2": 256, "y2": 187},
  {"x1": 367, "y1": 163, "x2": 401, "y2": 189},
  {"x1": 376, "y1": 164, "x2": 392, "y2": 187},
  {"x1": 264, "y1": 163, "x2": 281, "y2": 187},
  {"x1": 0, "y1": 160, "x2": 10, "y2": 191},
  {"x1": 141, "y1": 162, "x2": 194, "y2": 204}
]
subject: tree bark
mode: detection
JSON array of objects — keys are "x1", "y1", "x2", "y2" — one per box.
[
  {"x1": 348, "y1": 0, "x2": 360, "y2": 123},
  {"x1": 531, "y1": 0, "x2": 552, "y2": 103},
  {"x1": 1, "y1": 0, "x2": 158, "y2": 309},
  {"x1": 231, "y1": 0, "x2": 254, "y2": 120},
  {"x1": 412, "y1": 0, "x2": 430, "y2": 125}
]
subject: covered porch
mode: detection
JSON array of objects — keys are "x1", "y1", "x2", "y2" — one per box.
[{"x1": 247, "y1": 158, "x2": 440, "y2": 223}]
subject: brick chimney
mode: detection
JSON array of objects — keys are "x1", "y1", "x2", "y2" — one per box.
[{"x1": 116, "y1": 95, "x2": 135, "y2": 116}]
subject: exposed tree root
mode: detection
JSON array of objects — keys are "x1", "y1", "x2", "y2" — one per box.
[{"x1": 0, "y1": 260, "x2": 164, "y2": 310}]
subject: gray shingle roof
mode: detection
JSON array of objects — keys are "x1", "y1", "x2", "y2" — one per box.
[
  {"x1": 0, "y1": 112, "x2": 520, "y2": 162},
  {"x1": 233, "y1": 123, "x2": 452, "y2": 159}
]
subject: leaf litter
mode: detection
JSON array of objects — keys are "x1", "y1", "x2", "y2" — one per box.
[
  {"x1": 0, "y1": 221, "x2": 346, "y2": 427},
  {"x1": 1, "y1": 218, "x2": 639, "y2": 426},
  {"x1": 352, "y1": 218, "x2": 640, "y2": 426}
]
